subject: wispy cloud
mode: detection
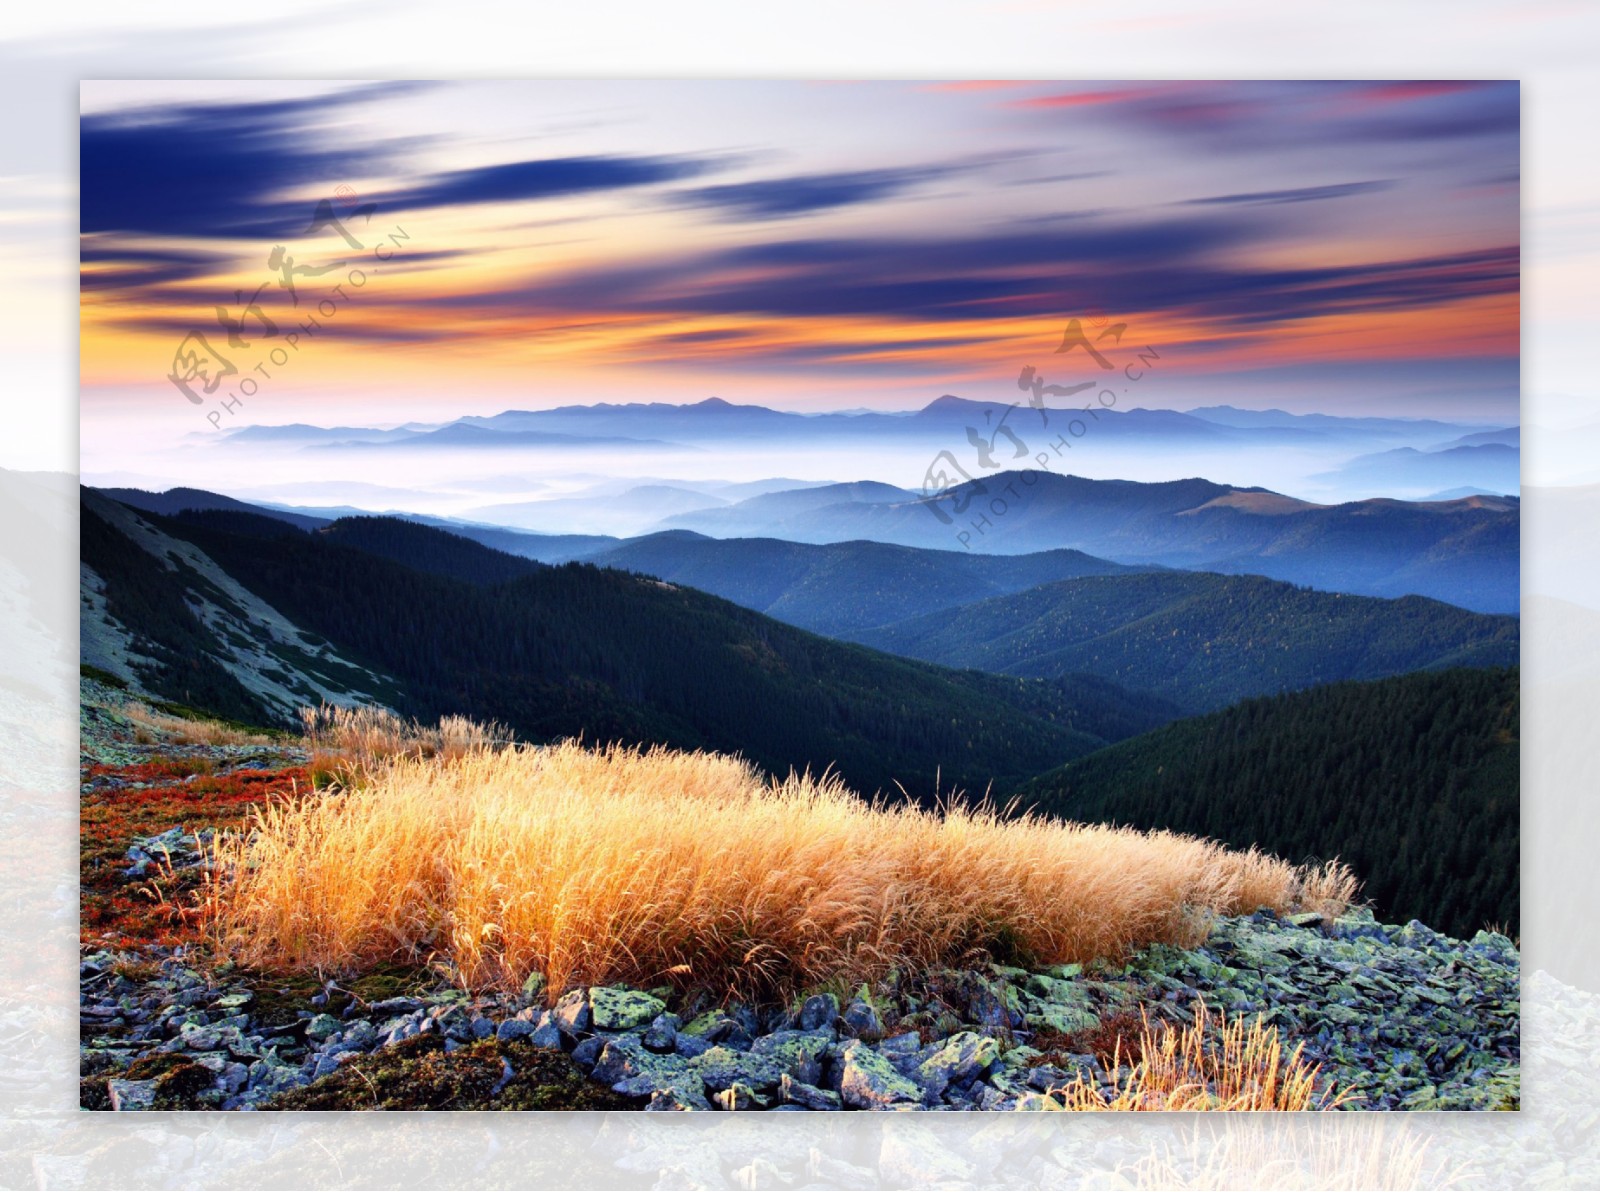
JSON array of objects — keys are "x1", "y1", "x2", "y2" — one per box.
[{"x1": 1183, "y1": 180, "x2": 1394, "y2": 206}]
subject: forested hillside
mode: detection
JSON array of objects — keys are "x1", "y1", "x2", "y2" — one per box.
[
  {"x1": 117, "y1": 503, "x2": 1177, "y2": 799},
  {"x1": 1016, "y1": 668, "x2": 1520, "y2": 937},
  {"x1": 852, "y1": 571, "x2": 1519, "y2": 712}
]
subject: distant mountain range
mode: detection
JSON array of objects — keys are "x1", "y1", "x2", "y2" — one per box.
[
  {"x1": 655, "y1": 472, "x2": 1521, "y2": 613},
  {"x1": 210, "y1": 395, "x2": 1506, "y2": 454},
  {"x1": 1312, "y1": 443, "x2": 1520, "y2": 496}
]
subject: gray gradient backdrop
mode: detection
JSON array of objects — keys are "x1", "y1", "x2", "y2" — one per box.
[{"x1": 3, "y1": 2, "x2": 1596, "y2": 1187}]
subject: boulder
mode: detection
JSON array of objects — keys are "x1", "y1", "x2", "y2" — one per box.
[
  {"x1": 643, "y1": 1013, "x2": 680, "y2": 1053},
  {"x1": 842, "y1": 999, "x2": 882, "y2": 1038},
  {"x1": 551, "y1": 989, "x2": 591, "y2": 1035},
  {"x1": 592, "y1": 1034, "x2": 709, "y2": 1107},
  {"x1": 107, "y1": 1079, "x2": 158, "y2": 1111},
  {"x1": 690, "y1": 1045, "x2": 784, "y2": 1094},
  {"x1": 798, "y1": 993, "x2": 840, "y2": 1032},
  {"x1": 915, "y1": 1031, "x2": 999, "y2": 1098},
  {"x1": 713, "y1": 1082, "x2": 761, "y2": 1111},
  {"x1": 837, "y1": 1040, "x2": 922, "y2": 1109},
  {"x1": 496, "y1": 1018, "x2": 536, "y2": 1044},
  {"x1": 590, "y1": 988, "x2": 666, "y2": 1032},
  {"x1": 750, "y1": 1029, "x2": 832, "y2": 1086},
  {"x1": 779, "y1": 1073, "x2": 841, "y2": 1110}
]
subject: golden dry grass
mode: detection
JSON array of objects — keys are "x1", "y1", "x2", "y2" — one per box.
[
  {"x1": 208, "y1": 739, "x2": 1354, "y2": 1000},
  {"x1": 121, "y1": 702, "x2": 273, "y2": 747},
  {"x1": 1055, "y1": 1001, "x2": 1351, "y2": 1111},
  {"x1": 299, "y1": 703, "x2": 510, "y2": 780}
]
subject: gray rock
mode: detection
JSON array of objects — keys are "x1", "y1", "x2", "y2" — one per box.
[
  {"x1": 750, "y1": 1029, "x2": 832, "y2": 1086},
  {"x1": 313, "y1": 1053, "x2": 345, "y2": 1079},
  {"x1": 679, "y1": 1010, "x2": 754, "y2": 1049},
  {"x1": 107, "y1": 1079, "x2": 158, "y2": 1111},
  {"x1": 551, "y1": 989, "x2": 591, "y2": 1035},
  {"x1": 714, "y1": 1082, "x2": 761, "y2": 1111},
  {"x1": 842, "y1": 999, "x2": 882, "y2": 1038},
  {"x1": 496, "y1": 1018, "x2": 536, "y2": 1043},
  {"x1": 305, "y1": 1013, "x2": 340, "y2": 1042},
  {"x1": 645, "y1": 1085, "x2": 708, "y2": 1111},
  {"x1": 590, "y1": 987, "x2": 666, "y2": 1032},
  {"x1": 470, "y1": 1015, "x2": 496, "y2": 1041},
  {"x1": 877, "y1": 1032, "x2": 921, "y2": 1057},
  {"x1": 570, "y1": 1035, "x2": 606, "y2": 1067},
  {"x1": 592, "y1": 1035, "x2": 708, "y2": 1107},
  {"x1": 916, "y1": 1031, "x2": 999, "y2": 1098},
  {"x1": 779, "y1": 1073, "x2": 841, "y2": 1110},
  {"x1": 690, "y1": 1045, "x2": 784, "y2": 1093},
  {"x1": 643, "y1": 1012, "x2": 680, "y2": 1052},
  {"x1": 837, "y1": 1040, "x2": 922, "y2": 1109},
  {"x1": 368, "y1": 997, "x2": 423, "y2": 1015},
  {"x1": 176, "y1": 1016, "x2": 218, "y2": 1045},
  {"x1": 529, "y1": 1020, "x2": 563, "y2": 1049},
  {"x1": 674, "y1": 1033, "x2": 713, "y2": 1060},
  {"x1": 798, "y1": 993, "x2": 839, "y2": 1032}
]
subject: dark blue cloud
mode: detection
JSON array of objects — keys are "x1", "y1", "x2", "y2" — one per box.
[
  {"x1": 376, "y1": 155, "x2": 727, "y2": 211},
  {"x1": 669, "y1": 166, "x2": 955, "y2": 220},
  {"x1": 451, "y1": 219, "x2": 1515, "y2": 331},
  {"x1": 80, "y1": 83, "x2": 425, "y2": 239},
  {"x1": 82, "y1": 85, "x2": 731, "y2": 245},
  {"x1": 1183, "y1": 180, "x2": 1394, "y2": 206},
  {"x1": 78, "y1": 245, "x2": 230, "y2": 289}
]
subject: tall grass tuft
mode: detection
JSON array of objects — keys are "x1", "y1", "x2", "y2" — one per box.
[
  {"x1": 299, "y1": 704, "x2": 510, "y2": 782},
  {"x1": 1054, "y1": 1000, "x2": 1352, "y2": 1111},
  {"x1": 209, "y1": 739, "x2": 1354, "y2": 1001}
]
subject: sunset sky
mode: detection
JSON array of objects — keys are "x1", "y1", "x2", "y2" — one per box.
[{"x1": 80, "y1": 79, "x2": 1519, "y2": 447}]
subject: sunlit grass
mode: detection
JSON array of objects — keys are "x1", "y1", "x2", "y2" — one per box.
[
  {"x1": 1054, "y1": 1000, "x2": 1353, "y2": 1111},
  {"x1": 207, "y1": 735, "x2": 1354, "y2": 1001}
]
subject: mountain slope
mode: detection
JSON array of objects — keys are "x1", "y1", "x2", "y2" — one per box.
[
  {"x1": 581, "y1": 532, "x2": 1151, "y2": 635},
  {"x1": 851, "y1": 571, "x2": 1519, "y2": 713},
  {"x1": 80, "y1": 491, "x2": 400, "y2": 724},
  {"x1": 1015, "y1": 667, "x2": 1519, "y2": 938},
  {"x1": 98, "y1": 486, "x2": 331, "y2": 532},
  {"x1": 118, "y1": 505, "x2": 1176, "y2": 799}
]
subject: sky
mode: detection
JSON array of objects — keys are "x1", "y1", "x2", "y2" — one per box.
[{"x1": 79, "y1": 79, "x2": 1520, "y2": 452}]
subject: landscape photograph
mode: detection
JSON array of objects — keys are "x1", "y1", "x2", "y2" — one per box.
[{"x1": 78, "y1": 79, "x2": 1520, "y2": 1113}]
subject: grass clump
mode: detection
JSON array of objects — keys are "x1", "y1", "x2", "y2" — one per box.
[
  {"x1": 1053, "y1": 1001, "x2": 1351, "y2": 1111},
  {"x1": 120, "y1": 701, "x2": 276, "y2": 747},
  {"x1": 209, "y1": 738, "x2": 1353, "y2": 1002},
  {"x1": 299, "y1": 704, "x2": 510, "y2": 783}
]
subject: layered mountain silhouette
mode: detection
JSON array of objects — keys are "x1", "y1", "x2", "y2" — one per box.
[
  {"x1": 657, "y1": 472, "x2": 1520, "y2": 613},
  {"x1": 212, "y1": 395, "x2": 1499, "y2": 452},
  {"x1": 80, "y1": 491, "x2": 1179, "y2": 799}
]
